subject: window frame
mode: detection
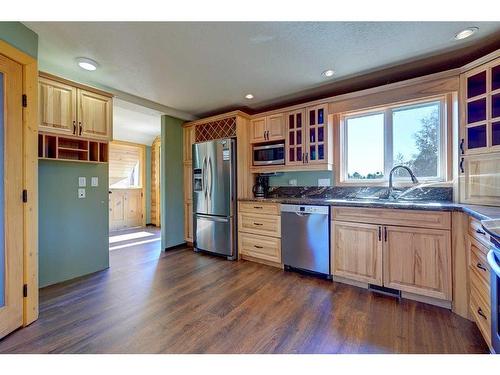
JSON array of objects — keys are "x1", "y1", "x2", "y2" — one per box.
[{"x1": 339, "y1": 96, "x2": 448, "y2": 185}]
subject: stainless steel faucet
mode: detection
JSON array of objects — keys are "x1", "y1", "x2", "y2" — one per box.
[{"x1": 385, "y1": 165, "x2": 419, "y2": 199}]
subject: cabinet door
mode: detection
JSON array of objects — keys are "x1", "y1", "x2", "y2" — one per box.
[
  {"x1": 39, "y1": 77, "x2": 77, "y2": 135},
  {"x1": 267, "y1": 113, "x2": 285, "y2": 141},
  {"x1": 183, "y1": 126, "x2": 195, "y2": 162},
  {"x1": 250, "y1": 117, "x2": 267, "y2": 143},
  {"x1": 460, "y1": 152, "x2": 500, "y2": 206},
  {"x1": 125, "y1": 189, "x2": 143, "y2": 228},
  {"x1": 109, "y1": 189, "x2": 126, "y2": 231},
  {"x1": 383, "y1": 226, "x2": 451, "y2": 300},
  {"x1": 184, "y1": 201, "x2": 193, "y2": 242},
  {"x1": 184, "y1": 163, "x2": 192, "y2": 202},
  {"x1": 285, "y1": 109, "x2": 305, "y2": 165},
  {"x1": 306, "y1": 104, "x2": 328, "y2": 164},
  {"x1": 332, "y1": 221, "x2": 383, "y2": 285},
  {"x1": 78, "y1": 89, "x2": 112, "y2": 140}
]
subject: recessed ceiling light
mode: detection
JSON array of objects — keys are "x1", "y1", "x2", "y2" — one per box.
[
  {"x1": 322, "y1": 69, "x2": 335, "y2": 78},
  {"x1": 454, "y1": 27, "x2": 479, "y2": 40},
  {"x1": 245, "y1": 94, "x2": 254, "y2": 100},
  {"x1": 76, "y1": 57, "x2": 98, "y2": 71}
]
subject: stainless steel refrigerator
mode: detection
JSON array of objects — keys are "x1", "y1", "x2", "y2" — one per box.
[{"x1": 192, "y1": 138, "x2": 237, "y2": 260}]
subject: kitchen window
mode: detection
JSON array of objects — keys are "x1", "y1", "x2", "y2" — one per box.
[{"x1": 341, "y1": 98, "x2": 447, "y2": 183}]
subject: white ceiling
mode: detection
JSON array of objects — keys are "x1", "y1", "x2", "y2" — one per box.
[
  {"x1": 113, "y1": 99, "x2": 161, "y2": 145},
  {"x1": 26, "y1": 22, "x2": 500, "y2": 117}
]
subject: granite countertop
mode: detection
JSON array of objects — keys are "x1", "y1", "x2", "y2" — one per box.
[{"x1": 238, "y1": 197, "x2": 500, "y2": 221}]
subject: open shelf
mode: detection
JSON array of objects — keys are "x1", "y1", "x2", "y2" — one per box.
[{"x1": 38, "y1": 132, "x2": 108, "y2": 164}]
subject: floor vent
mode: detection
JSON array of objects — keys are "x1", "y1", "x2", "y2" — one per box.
[{"x1": 368, "y1": 284, "x2": 401, "y2": 300}]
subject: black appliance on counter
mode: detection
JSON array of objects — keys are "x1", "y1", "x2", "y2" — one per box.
[{"x1": 252, "y1": 176, "x2": 269, "y2": 198}]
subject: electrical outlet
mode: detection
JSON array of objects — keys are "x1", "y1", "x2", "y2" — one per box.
[
  {"x1": 78, "y1": 177, "x2": 86, "y2": 187},
  {"x1": 318, "y1": 178, "x2": 331, "y2": 187},
  {"x1": 289, "y1": 179, "x2": 297, "y2": 186},
  {"x1": 78, "y1": 188, "x2": 86, "y2": 199},
  {"x1": 91, "y1": 177, "x2": 99, "y2": 187}
]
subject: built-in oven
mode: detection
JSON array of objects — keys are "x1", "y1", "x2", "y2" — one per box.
[
  {"x1": 252, "y1": 143, "x2": 285, "y2": 166},
  {"x1": 487, "y1": 237, "x2": 500, "y2": 354}
]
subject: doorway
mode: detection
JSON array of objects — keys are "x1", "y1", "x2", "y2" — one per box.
[
  {"x1": 108, "y1": 141, "x2": 146, "y2": 232},
  {"x1": 0, "y1": 54, "x2": 24, "y2": 338}
]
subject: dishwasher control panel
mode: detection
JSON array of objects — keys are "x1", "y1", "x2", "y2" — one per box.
[{"x1": 281, "y1": 204, "x2": 329, "y2": 215}]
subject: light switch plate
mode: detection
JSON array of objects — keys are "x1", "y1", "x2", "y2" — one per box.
[
  {"x1": 91, "y1": 177, "x2": 99, "y2": 187},
  {"x1": 78, "y1": 188, "x2": 86, "y2": 199},
  {"x1": 318, "y1": 178, "x2": 331, "y2": 187},
  {"x1": 289, "y1": 179, "x2": 297, "y2": 186},
  {"x1": 78, "y1": 177, "x2": 86, "y2": 187}
]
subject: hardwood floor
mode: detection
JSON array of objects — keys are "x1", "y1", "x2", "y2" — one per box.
[{"x1": 0, "y1": 238, "x2": 489, "y2": 353}]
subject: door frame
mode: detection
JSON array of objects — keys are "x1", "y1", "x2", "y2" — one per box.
[
  {"x1": 108, "y1": 140, "x2": 147, "y2": 228},
  {"x1": 0, "y1": 40, "x2": 39, "y2": 326}
]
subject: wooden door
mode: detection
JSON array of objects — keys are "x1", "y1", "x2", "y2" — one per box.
[
  {"x1": 383, "y1": 226, "x2": 452, "y2": 300},
  {"x1": 266, "y1": 113, "x2": 285, "y2": 141},
  {"x1": 460, "y1": 153, "x2": 500, "y2": 206},
  {"x1": 78, "y1": 89, "x2": 112, "y2": 140},
  {"x1": 125, "y1": 189, "x2": 143, "y2": 228},
  {"x1": 285, "y1": 109, "x2": 305, "y2": 165},
  {"x1": 0, "y1": 55, "x2": 24, "y2": 338},
  {"x1": 109, "y1": 190, "x2": 126, "y2": 231},
  {"x1": 331, "y1": 221, "x2": 383, "y2": 285},
  {"x1": 306, "y1": 104, "x2": 328, "y2": 164},
  {"x1": 250, "y1": 117, "x2": 266, "y2": 143},
  {"x1": 38, "y1": 76, "x2": 77, "y2": 135}
]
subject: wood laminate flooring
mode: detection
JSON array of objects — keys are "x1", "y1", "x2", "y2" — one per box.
[{"x1": 0, "y1": 237, "x2": 489, "y2": 354}]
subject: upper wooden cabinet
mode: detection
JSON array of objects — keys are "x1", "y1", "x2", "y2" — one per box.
[
  {"x1": 78, "y1": 89, "x2": 112, "y2": 140},
  {"x1": 460, "y1": 55, "x2": 500, "y2": 156},
  {"x1": 183, "y1": 125, "x2": 195, "y2": 163},
  {"x1": 39, "y1": 76, "x2": 77, "y2": 135},
  {"x1": 285, "y1": 104, "x2": 332, "y2": 167},
  {"x1": 38, "y1": 73, "x2": 113, "y2": 141},
  {"x1": 250, "y1": 113, "x2": 285, "y2": 143}
]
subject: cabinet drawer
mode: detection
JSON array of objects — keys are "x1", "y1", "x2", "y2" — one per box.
[
  {"x1": 238, "y1": 213, "x2": 281, "y2": 237},
  {"x1": 469, "y1": 217, "x2": 491, "y2": 247},
  {"x1": 238, "y1": 232, "x2": 281, "y2": 263},
  {"x1": 239, "y1": 201, "x2": 280, "y2": 215},
  {"x1": 470, "y1": 282, "x2": 491, "y2": 345},
  {"x1": 468, "y1": 236, "x2": 491, "y2": 290},
  {"x1": 331, "y1": 207, "x2": 451, "y2": 230}
]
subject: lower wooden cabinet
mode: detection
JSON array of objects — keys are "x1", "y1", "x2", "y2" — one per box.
[
  {"x1": 332, "y1": 209, "x2": 452, "y2": 301},
  {"x1": 383, "y1": 226, "x2": 452, "y2": 300},
  {"x1": 109, "y1": 189, "x2": 143, "y2": 231},
  {"x1": 239, "y1": 232, "x2": 281, "y2": 263},
  {"x1": 184, "y1": 201, "x2": 193, "y2": 243},
  {"x1": 332, "y1": 221, "x2": 382, "y2": 285}
]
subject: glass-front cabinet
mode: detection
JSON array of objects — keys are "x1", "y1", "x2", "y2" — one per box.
[
  {"x1": 285, "y1": 104, "x2": 331, "y2": 167},
  {"x1": 462, "y1": 56, "x2": 500, "y2": 155}
]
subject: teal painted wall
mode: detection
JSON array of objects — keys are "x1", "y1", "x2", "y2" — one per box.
[
  {"x1": 268, "y1": 171, "x2": 334, "y2": 187},
  {"x1": 160, "y1": 115, "x2": 185, "y2": 249},
  {"x1": 145, "y1": 145, "x2": 152, "y2": 224},
  {"x1": 0, "y1": 22, "x2": 38, "y2": 58},
  {"x1": 39, "y1": 161, "x2": 109, "y2": 287}
]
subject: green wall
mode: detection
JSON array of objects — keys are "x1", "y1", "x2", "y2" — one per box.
[
  {"x1": 39, "y1": 161, "x2": 109, "y2": 287},
  {"x1": 160, "y1": 115, "x2": 185, "y2": 249},
  {"x1": 0, "y1": 22, "x2": 38, "y2": 58},
  {"x1": 268, "y1": 171, "x2": 334, "y2": 187},
  {"x1": 145, "y1": 145, "x2": 152, "y2": 224}
]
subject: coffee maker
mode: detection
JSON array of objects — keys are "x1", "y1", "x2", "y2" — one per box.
[{"x1": 252, "y1": 175, "x2": 269, "y2": 198}]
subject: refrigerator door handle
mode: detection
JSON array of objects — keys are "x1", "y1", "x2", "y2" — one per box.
[
  {"x1": 202, "y1": 156, "x2": 207, "y2": 198},
  {"x1": 208, "y1": 156, "x2": 213, "y2": 199}
]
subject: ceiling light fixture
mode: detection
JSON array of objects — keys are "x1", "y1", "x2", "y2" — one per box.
[
  {"x1": 76, "y1": 57, "x2": 98, "y2": 71},
  {"x1": 322, "y1": 69, "x2": 335, "y2": 78},
  {"x1": 245, "y1": 94, "x2": 254, "y2": 100},
  {"x1": 454, "y1": 27, "x2": 479, "y2": 40}
]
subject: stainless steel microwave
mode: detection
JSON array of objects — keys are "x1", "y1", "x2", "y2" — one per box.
[{"x1": 252, "y1": 143, "x2": 285, "y2": 166}]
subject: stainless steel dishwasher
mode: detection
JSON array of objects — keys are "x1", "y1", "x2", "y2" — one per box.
[{"x1": 281, "y1": 204, "x2": 331, "y2": 277}]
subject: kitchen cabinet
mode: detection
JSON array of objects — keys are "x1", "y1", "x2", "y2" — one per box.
[
  {"x1": 332, "y1": 221, "x2": 382, "y2": 285},
  {"x1": 460, "y1": 55, "x2": 500, "y2": 155},
  {"x1": 39, "y1": 76, "x2": 77, "y2": 135},
  {"x1": 383, "y1": 226, "x2": 452, "y2": 300},
  {"x1": 78, "y1": 89, "x2": 112, "y2": 140},
  {"x1": 109, "y1": 189, "x2": 143, "y2": 231},
  {"x1": 460, "y1": 152, "x2": 500, "y2": 206},
  {"x1": 331, "y1": 207, "x2": 452, "y2": 301},
  {"x1": 285, "y1": 109, "x2": 306, "y2": 164},
  {"x1": 39, "y1": 73, "x2": 113, "y2": 141},
  {"x1": 183, "y1": 125, "x2": 195, "y2": 163},
  {"x1": 250, "y1": 113, "x2": 285, "y2": 143},
  {"x1": 237, "y1": 201, "x2": 281, "y2": 266},
  {"x1": 183, "y1": 125, "x2": 195, "y2": 242},
  {"x1": 184, "y1": 201, "x2": 193, "y2": 243}
]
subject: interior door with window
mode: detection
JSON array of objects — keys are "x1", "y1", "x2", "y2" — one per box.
[{"x1": 0, "y1": 54, "x2": 24, "y2": 338}]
